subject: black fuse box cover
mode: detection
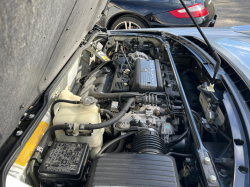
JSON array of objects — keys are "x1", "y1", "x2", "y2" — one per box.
[{"x1": 38, "y1": 142, "x2": 89, "y2": 181}]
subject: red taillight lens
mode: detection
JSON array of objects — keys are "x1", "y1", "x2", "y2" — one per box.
[{"x1": 169, "y1": 3, "x2": 208, "y2": 18}]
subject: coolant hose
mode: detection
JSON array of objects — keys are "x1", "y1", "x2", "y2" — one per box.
[
  {"x1": 51, "y1": 99, "x2": 80, "y2": 119},
  {"x1": 97, "y1": 131, "x2": 137, "y2": 155},
  {"x1": 168, "y1": 127, "x2": 189, "y2": 147},
  {"x1": 80, "y1": 98, "x2": 135, "y2": 130},
  {"x1": 37, "y1": 124, "x2": 72, "y2": 153},
  {"x1": 89, "y1": 87, "x2": 142, "y2": 98}
]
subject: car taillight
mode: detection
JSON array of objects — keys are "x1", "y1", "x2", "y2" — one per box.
[{"x1": 169, "y1": 3, "x2": 208, "y2": 18}]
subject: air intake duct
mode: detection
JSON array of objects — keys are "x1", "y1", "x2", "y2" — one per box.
[{"x1": 131, "y1": 129, "x2": 167, "y2": 154}]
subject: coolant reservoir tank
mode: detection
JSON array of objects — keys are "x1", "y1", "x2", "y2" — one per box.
[{"x1": 53, "y1": 89, "x2": 104, "y2": 158}]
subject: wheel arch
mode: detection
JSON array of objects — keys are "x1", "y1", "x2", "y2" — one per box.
[{"x1": 106, "y1": 12, "x2": 152, "y2": 30}]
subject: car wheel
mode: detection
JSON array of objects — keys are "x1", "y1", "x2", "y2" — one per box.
[{"x1": 111, "y1": 15, "x2": 149, "y2": 30}]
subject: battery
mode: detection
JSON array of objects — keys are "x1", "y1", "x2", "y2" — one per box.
[{"x1": 38, "y1": 142, "x2": 89, "y2": 186}]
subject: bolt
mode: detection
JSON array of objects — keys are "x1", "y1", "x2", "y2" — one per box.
[
  {"x1": 29, "y1": 114, "x2": 35, "y2": 119},
  {"x1": 204, "y1": 157, "x2": 211, "y2": 165},
  {"x1": 209, "y1": 175, "x2": 216, "y2": 183},
  {"x1": 16, "y1": 130, "x2": 23, "y2": 136},
  {"x1": 219, "y1": 169, "x2": 228, "y2": 178}
]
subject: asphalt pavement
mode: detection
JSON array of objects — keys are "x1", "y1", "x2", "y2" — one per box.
[{"x1": 213, "y1": 0, "x2": 250, "y2": 27}]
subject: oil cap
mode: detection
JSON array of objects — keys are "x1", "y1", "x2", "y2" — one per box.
[{"x1": 82, "y1": 96, "x2": 97, "y2": 106}]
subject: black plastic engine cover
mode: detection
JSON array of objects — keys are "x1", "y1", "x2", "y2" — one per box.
[
  {"x1": 131, "y1": 58, "x2": 163, "y2": 92},
  {"x1": 86, "y1": 153, "x2": 180, "y2": 187}
]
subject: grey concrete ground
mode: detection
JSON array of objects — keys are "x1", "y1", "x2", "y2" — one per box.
[{"x1": 213, "y1": 0, "x2": 250, "y2": 27}]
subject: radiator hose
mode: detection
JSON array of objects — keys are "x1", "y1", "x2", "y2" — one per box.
[{"x1": 80, "y1": 98, "x2": 135, "y2": 130}]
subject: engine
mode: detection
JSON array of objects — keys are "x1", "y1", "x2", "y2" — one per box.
[{"x1": 31, "y1": 35, "x2": 230, "y2": 187}]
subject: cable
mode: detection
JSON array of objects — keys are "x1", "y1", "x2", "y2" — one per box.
[
  {"x1": 97, "y1": 131, "x2": 137, "y2": 155},
  {"x1": 78, "y1": 60, "x2": 113, "y2": 84},
  {"x1": 168, "y1": 127, "x2": 189, "y2": 147},
  {"x1": 51, "y1": 99, "x2": 80, "y2": 119},
  {"x1": 120, "y1": 46, "x2": 132, "y2": 71},
  {"x1": 80, "y1": 98, "x2": 135, "y2": 130},
  {"x1": 191, "y1": 110, "x2": 203, "y2": 137}
]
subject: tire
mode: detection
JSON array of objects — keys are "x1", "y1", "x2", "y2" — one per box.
[{"x1": 111, "y1": 14, "x2": 149, "y2": 30}]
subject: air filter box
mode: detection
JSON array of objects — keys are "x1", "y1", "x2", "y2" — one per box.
[
  {"x1": 86, "y1": 153, "x2": 180, "y2": 187},
  {"x1": 38, "y1": 142, "x2": 89, "y2": 187}
]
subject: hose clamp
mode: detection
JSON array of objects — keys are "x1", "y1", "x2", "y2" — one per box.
[{"x1": 36, "y1": 146, "x2": 43, "y2": 153}]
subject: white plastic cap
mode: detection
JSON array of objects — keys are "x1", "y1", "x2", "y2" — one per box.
[
  {"x1": 204, "y1": 157, "x2": 211, "y2": 165},
  {"x1": 209, "y1": 175, "x2": 216, "y2": 183}
]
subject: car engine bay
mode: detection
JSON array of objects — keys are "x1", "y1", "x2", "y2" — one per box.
[{"x1": 21, "y1": 33, "x2": 237, "y2": 187}]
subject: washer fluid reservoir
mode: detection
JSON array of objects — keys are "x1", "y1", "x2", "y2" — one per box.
[{"x1": 53, "y1": 89, "x2": 104, "y2": 158}]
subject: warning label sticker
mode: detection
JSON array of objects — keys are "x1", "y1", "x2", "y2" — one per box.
[{"x1": 15, "y1": 121, "x2": 48, "y2": 166}]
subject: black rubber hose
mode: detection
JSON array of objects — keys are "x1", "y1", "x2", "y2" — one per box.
[
  {"x1": 51, "y1": 99, "x2": 80, "y2": 119},
  {"x1": 166, "y1": 152, "x2": 193, "y2": 157},
  {"x1": 37, "y1": 124, "x2": 72, "y2": 152},
  {"x1": 101, "y1": 109, "x2": 113, "y2": 119},
  {"x1": 29, "y1": 160, "x2": 39, "y2": 187},
  {"x1": 105, "y1": 141, "x2": 119, "y2": 153},
  {"x1": 89, "y1": 87, "x2": 142, "y2": 98},
  {"x1": 113, "y1": 138, "x2": 127, "y2": 153},
  {"x1": 169, "y1": 127, "x2": 189, "y2": 147},
  {"x1": 97, "y1": 131, "x2": 136, "y2": 155},
  {"x1": 80, "y1": 98, "x2": 135, "y2": 130},
  {"x1": 101, "y1": 109, "x2": 114, "y2": 136}
]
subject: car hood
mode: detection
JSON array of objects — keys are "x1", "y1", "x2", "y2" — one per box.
[
  {"x1": 0, "y1": 0, "x2": 108, "y2": 148},
  {"x1": 128, "y1": 26, "x2": 250, "y2": 87}
]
